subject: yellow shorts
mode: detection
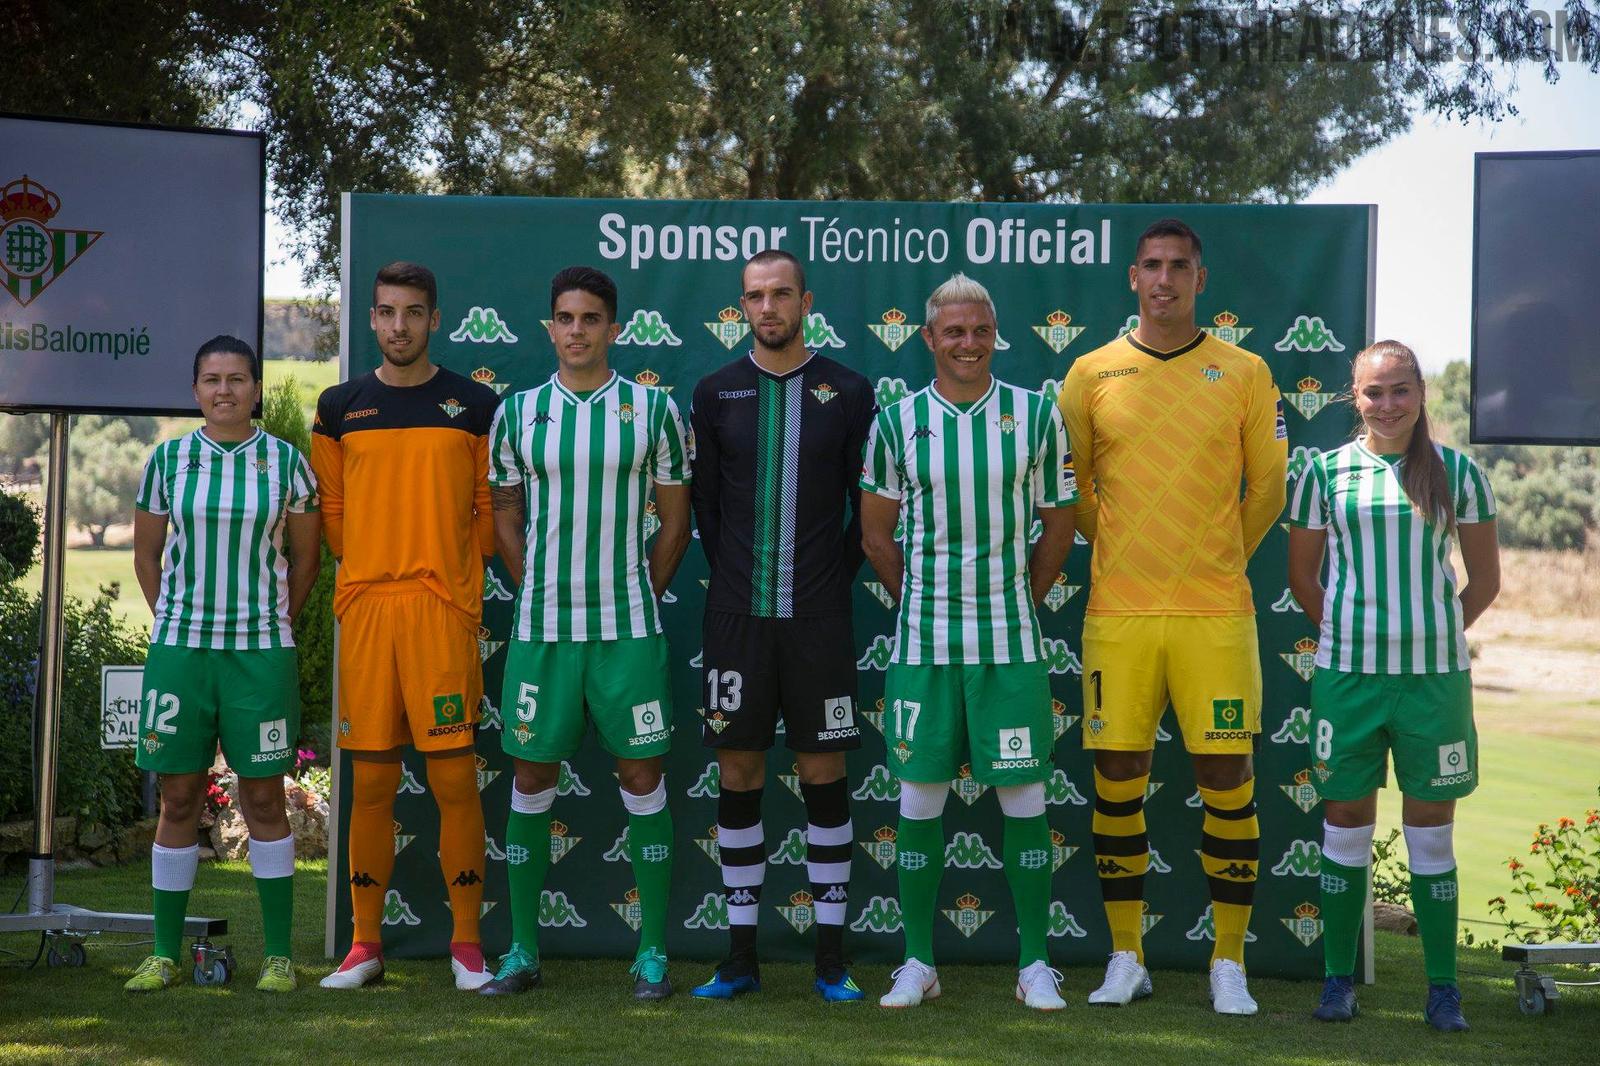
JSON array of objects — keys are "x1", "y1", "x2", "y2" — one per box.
[
  {"x1": 1080, "y1": 614, "x2": 1261, "y2": 754},
  {"x1": 336, "y1": 580, "x2": 483, "y2": 752}
]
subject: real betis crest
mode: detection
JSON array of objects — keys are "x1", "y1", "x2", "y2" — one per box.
[
  {"x1": 1202, "y1": 310, "x2": 1252, "y2": 346},
  {"x1": 705, "y1": 306, "x2": 751, "y2": 350},
  {"x1": 1281, "y1": 769, "x2": 1320, "y2": 814},
  {"x1": 811, "y1": 381, "x2": 839, "y2": 404},
  {"x1": 1050, "y1": 829, "x2": 1076, "y2": 872},
  {"x1": 1201, "y1": 364, "x2": 1224, "y2": 383},
  {"x1": 548, "y1": 819, "x2": 579, "y2": 863},
  {"x1": 1285, "y1": 376, "x2": 1338, "y2": 420},
  {"x1": 1282, "y1": 902, "x2": 1324, "y2": 947},
  {"x1": 1141, "y1": 901, "x2": 1164, "y2": 935},
  {"x1": 611, "y1": 887, "x2": 643, "y2": 931},
  {"x1": 0, "y1": 176, "x2": 102, "y2": 307},
  {"x1": 779, "y1": 764, "x2": 804, "y2": 801},
  {"x1": 512, "y1": 721, "x2": 533, "y2": 747},
  {"x1": 949, "y1": 763, "x2": 989, "y2": 806},
  {"x1": 694, "y1": 825, "x2": 720, "y2": 864},
  {"x1": 868, "y1": 308, "x2": 919, "y2": 351},
  {"x1": 942, "y1": 893, "x2": 995, "y2": 938},
  {"x1": 615, "y1": 401, "x2": 636, "y2": 424},
  {"x1": 892, "y1": 740, "x2": 912, "y2": 764},
  {"x1": 477, "y1": 625, "x2": 506, "y2": 664},
  {"x1": 471, "y1": 367, "x2": 510, "y2": 395},
  {"x1": 142, "y1": 731, "x2": 162, "y2": 755},
  {"x1": 634, "y1": 368, "x2": 670, "y2": 393},
  {"x1": 862, "y1": 825, "x2": 898, "y2": 870},
  {"x1": 474, "y1": 753, "x2": 500, "y2": 792},
  {"x1": 860, "y1": 698, "x2": 886, "y2": 735},
  {"x1": 700, "y1": 706, "x2": 731, "y2": 735},
  {"x1": 393, "y1": 820, "x2": 415, "y2": 855},
  {"x1": 996, "y1": 412, "x2": 1018, "y2": 434},
  {"x1": 1281, "y1": 637, "x2": 1318, "y2": 681},
  {"x1": 863, "y1": 582, "x2": 896, "y2": 611},
  {"x1": 643, "y1": 499, "x2": 661, "y2": 538},
  {"x1": 1051, "y1": 698, "x2": 1079, "y2": 742},
  {"x1": 1032, "y1": 309, "x2": 1086, "y2": 354},
  {"x1": 778, "y1": 891, "x2": 817, "y2": 934},
  {"x1": 1042, "y1": 575, "x2": 1082, "y2": 613},
  {"x1": 438, "y1": 398, "x2": 467, "y2": 418}
]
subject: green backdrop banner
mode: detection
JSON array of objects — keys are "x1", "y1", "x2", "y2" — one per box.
[{"x1": 331, "y1": 195, "x2": 1372, "y2": 977}]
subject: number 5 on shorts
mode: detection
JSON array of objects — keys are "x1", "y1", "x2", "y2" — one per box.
[
  {"x1": 516, "y1": 683, "x2": 539, "y2": 723},
  {"x1": 892, "y1": 698, "x2": 921, "y2": 742}
]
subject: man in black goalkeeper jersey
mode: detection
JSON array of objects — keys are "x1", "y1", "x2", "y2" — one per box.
[{"x1": 689, "y1": 250, "x2": 875, "y2": 1002}]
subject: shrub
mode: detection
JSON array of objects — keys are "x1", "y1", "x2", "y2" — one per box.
[
  {"x1": 0, "y1": 582, "x2": 147, "y2": 829},
  {"x1": 0, "y1": 490, "x2": 41, "y2": 581},
  {"x1": 1489, "y1": 787, "x2": 1600, "y2": 945}
]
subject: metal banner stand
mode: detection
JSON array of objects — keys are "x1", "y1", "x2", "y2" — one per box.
[{"x1": 0, "y1": 412, "x2": 230, "y2": 979}]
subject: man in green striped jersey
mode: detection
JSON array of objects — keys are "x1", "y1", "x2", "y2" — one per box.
[
  {"x1": 127, "y1": 335, "x2": 320, "y2": 993},
  {"x1": 1288, "y1": 340, "x2": 1499, "y2": 1031},
  {"x1": 480, "y1": 266, "x2": 692, "y2": 1000},
  {"x1": 860, "y1": 274, "x2": 1078, "y2": 1010}
]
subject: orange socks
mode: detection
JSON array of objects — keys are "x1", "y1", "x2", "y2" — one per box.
[
  {"x1": 427, "y1": 753, "x2": 487, "y2": 944},
  {"x1": 348, "y1": 759, "x2": 402, "y2": 945}
]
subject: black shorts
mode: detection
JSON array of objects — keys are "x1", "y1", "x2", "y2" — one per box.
[{"x1": 701, "y1": 610, "x2": 862, "y2": 752}]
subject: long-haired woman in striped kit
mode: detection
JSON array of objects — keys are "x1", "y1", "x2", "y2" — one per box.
[
  {"x1": 1286, "y1": 340, "x2": 1499, "y2": 1031},
  {"x1": 126, "y1": 336, "x2": 320, "y2": 992}
]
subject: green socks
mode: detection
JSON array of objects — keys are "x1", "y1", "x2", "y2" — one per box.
[
  {"x1": 626, "y1": 807, "x2": 674, "y2": 954},
  {"x1": 152, "y1": 888, "x2": 190, "y2": 963},
  {"x1": 256, "y1": 876, "x2": 294, "y2": 959},
  {"x1": 506, "y1": 806, "x2": 552, "y2": 957},
  {"x1": 1004, "y1": 814, "x2": 1051, "y2": 967},
  {"x1": 895, "y1": 815, "x2": 944, "y2": 964},
  {"x1": 1318, "y1": 856, "x2": 1367, "y2": 977},
  {"x1": 1410, "y1": 868, "x2": 1460, "y2": 984}
]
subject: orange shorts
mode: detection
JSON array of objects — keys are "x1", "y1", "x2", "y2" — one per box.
[{"x1": 336, "y1": 580, "x2": 482, "y2": 752}]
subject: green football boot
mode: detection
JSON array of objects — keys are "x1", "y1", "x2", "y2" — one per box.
[
  {"x1": 256, "y1": 956, "x2": 297, "y2": 992},
  {"x1": 124, "y1": 954, "x2": 181, "y2": 992},
  {"x1": 630, "y1": 947, "x2": 672, "y2": 1001}
]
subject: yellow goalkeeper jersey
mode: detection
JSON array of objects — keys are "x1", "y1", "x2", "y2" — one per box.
[{"x1": 1058, "y1": 330, "x2": 1287, "y2": 616}]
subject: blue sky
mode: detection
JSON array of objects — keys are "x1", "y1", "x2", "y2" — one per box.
[{"x1": 264, "y1": 67, "x2": 1599, "y2": 374}]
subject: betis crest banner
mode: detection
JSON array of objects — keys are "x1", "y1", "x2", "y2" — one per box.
[{"x1": 332, "y1": 195, "x2": 1372, "y2": 977}]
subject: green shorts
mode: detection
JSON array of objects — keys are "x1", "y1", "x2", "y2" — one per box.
[
  {"x1": 1309, "y1": 668, "x2": 1477, "y2": 802},
  {"x1": 500, "y1": 634, "x2": 675, "y2": 762},
  {"x1": 882, "y1": 661, "x2": 1054, "y2": 786},
  {"x1": 135, "y1": 644, "x2": 300, "y2": 778}
]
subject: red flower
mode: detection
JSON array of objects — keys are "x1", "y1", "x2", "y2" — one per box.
[
  {"x1": 1508, "y1": 859, "x2": 1523, "y2": 871},
  {"x1": 1559, "y1": 817, "x2": 1575, "y2": 829}
]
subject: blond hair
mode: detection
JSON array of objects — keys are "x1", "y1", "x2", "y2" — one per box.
[{"x1": 925, "y1": 273, "x2": 995, "y2": 331}]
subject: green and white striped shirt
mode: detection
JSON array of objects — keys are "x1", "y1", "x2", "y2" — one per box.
[
  {"x1": 1289, "y1": 438, "x2": 1495, "y2": 674},
  {"x1": 860, "y1": 377, "x2": 1077, "y2": 665},
  {"x1": 135, "y1": 428, "x2": 318, "y2": 650},
  {"x1": 489, "y1": 371, "x2": 691, "y2": 642}
]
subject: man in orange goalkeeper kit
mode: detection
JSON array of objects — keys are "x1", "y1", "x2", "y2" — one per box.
[{"x1": 312, "y1": 261, "x2": 501, "y2": 990}]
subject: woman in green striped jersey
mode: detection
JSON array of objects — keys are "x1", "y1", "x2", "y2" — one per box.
[
  {"x1": 1287, "y1": 340, "x2": 1499, "y2": 1032},
  {"x1": 125, "y1": 336, "x2": 320, "y2": 993}
]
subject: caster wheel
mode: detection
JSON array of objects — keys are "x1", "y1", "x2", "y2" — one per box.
[
  {"x1": 1520, "y1": 987, "x2": 1545, "y2": 1016},
  {"x1": 45, "y1": 941, "x2": 86, "y2": 967},
  {"x1": 192, "y1": 942, "x2": 236, "y2": 986}
]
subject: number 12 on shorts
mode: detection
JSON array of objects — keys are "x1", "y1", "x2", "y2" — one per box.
[
  {"x1": 144, "y1": 689, "x2": 179, "y2": 733},
  {"x1": 892, "y1": 698, "x2": 921, "y2": 741}
]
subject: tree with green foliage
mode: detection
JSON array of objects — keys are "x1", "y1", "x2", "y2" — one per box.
[
  {"x1": 3, "y1": 1, "x2": 1594, "y2": 292},
  {"x1": 0, "y1": 490, "x2": 42, "y2": 581},
  {"x1": 32, "y1": 416, "x2": 160, "y2": 548},
  {"x1": 1428, "y1": 360, "x2": 1597, "y2": 549}
]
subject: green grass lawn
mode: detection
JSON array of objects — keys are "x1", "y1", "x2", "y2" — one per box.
[
  {"x1": 262, "y1": 357, "x2": 338, "y2": 422},
  {"x1": 0, "y1": 861, "x2": 1592, "y2": 1066}
]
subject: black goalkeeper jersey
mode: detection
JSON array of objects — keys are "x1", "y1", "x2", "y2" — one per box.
[{"x1": 690, "y1": 352, "x2": 876, "y2": 618}]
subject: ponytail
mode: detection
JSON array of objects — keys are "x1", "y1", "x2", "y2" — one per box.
[{"x1": 1352, "y1": 340, "x2": 1456, "y2": 535}]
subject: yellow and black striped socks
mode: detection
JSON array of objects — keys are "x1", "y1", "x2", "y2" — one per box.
[
  {"x1": 1198, "y1": 779, "x2": 1260, "y2": 965},
  {"x1": 1092, "y1": 769, "x2": 1150, "y2": 962}
]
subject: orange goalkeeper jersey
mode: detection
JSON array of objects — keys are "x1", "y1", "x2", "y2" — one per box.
[
  {"x1": 311, "y1": 366, "x2": 498, "y2": 622},
  {"x1": 1057, "y1": 330, "x2": 1287, "y2": 616}
]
